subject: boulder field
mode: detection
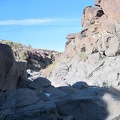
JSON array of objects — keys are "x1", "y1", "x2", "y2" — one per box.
[{"x1": 0, "y1": 39, "x2": 61, "y2": 71}]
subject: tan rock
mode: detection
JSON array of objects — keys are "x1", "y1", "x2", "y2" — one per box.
[
  {"x1": 66, "y1": 33, "x2": 76, "y2": 39},
  {"x1": 105, "y1": 36, "x2": 120, "y2": 56},
  {"x1": 81, "y1": 6, "x2": 103, "y2": 27},
  {"x1": 99, "y1": 15, "x2": 116, "y2": 34},
  {"x1": 94, "y1": 0, "x2": 102, "y2": 6},
  {"x1": 101, "y1": 0, "x2": 120, "y2": 23}
]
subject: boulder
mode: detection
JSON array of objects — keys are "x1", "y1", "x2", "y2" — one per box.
[
  {"x1": 81, "y1": 6, "x2": 103, "y2": 27},
  {"x1": 105, "y1": 36, "x2": 120, "y2": 56},
  {"x1": 66, "y1": 33, "x2": 76, "y2": 39},
  {"x1": 56, "y1": 98, "x2": 107, "y2": 120},
  {"x1": 0, "y1": 90, "x2": 60, "y2": 120},
  {"x1": 72, "y1": 81, "x2": 89, "y2": 90},
  {"x1": 99, "y1": 15, "x2": 116, "y2": 34},
  {"x1": 0, "y1": 88, "x2": 71, "y2": 120},
  {"x1": 101, "y1": 0, "x2": 120, "y2": 23},
  {"x1": 37, "y1": 85, "x2": 68, "y2": 102},
  {"x1": 0, "y1": 44, "x2": 21, "y2": 91},
  {"x1": 0, "y1": 100, "x2": 72, "y2": 120},
  {"x1": 27, "y1": 77, "x2": 51, "y2": 90},
  {"x1": 0, "y1": 88, "x2": 40, "y2": 109},
  {"x1": 56, "y1": 87, "x2": 109, "y2": 120},
  {"x1": 57, "y1": 86, "x2": 80, "y2": 94},
  {"x1": 16, "y1": 61, "x2": 30, "y2": 88}
]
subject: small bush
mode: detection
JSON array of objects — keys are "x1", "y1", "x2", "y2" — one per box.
[
  {"x1": 43, "y1": 58, "x2": 60, "y2": 76},
  {"x1": 18, "y1": 51, "x2": 26, "y2": 60},
  {"x1": 3, "y1": 41, "x2": 13, "y2": 48},
  {"x1": 78, "y1": 52, "x2": 88, "y2": 61}
]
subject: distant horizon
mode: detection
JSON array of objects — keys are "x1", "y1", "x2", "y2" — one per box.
[{"x1": 0, "y1": 0, "x2": 94, "y2": 52}]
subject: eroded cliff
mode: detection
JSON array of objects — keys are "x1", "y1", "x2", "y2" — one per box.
[{"x1": 48, "y1": 0, "x2": 120, "y2": 90}]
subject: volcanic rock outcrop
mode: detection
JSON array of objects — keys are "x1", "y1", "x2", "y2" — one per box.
[
  {"x1": 64, "y1": 0, "x2": 120, "y2": 57},
  {"x1": 48, "y1": 0, "x2": 120, "y2": 89}
]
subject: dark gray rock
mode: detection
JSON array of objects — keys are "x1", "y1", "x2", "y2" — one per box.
[
  {"x1": 57, "y1": 86, "x2": 80, "y2": 94},
  {"x1": 56, "y1": 98, "x2": 107, "y2": 120},
  {"x1": 56, "y1": 87, "x2": 108, "y2": 120},
  {"x1": 72, "y1": 81, "x2": 89, "y2": 90},
  {"x1": 27, "y1": 77, "x2": 51, "y2": 90},
  {"x1": 0, "y1": 88, "x2": 40, "y2": 109},
  {"x1": 0, "y1": 44, "x2": 21, "y2": 91},
  {"x1": 1, "y1": 101, "x2": 59, "y2": 120},
  {"x1": 43, "y1": 86, "x2": 68, "y2": 101}
]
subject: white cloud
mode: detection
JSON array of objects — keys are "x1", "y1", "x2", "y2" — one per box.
[
  {"x1": 0, "y1": 19, "x2": 53, "y2": 25},
  {"x1": 0, "y1": 18, "x2": 79, "y2": 25}
]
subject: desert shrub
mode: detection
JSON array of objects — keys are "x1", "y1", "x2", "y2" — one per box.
[
  {"x1": 18, "y1": 51, "x2": 26, "y2": 60},
  {"x1": 43, "y1": 58, "x2": 60, "y2": 76},
  {"x1": 4, "y1": 41, "x2": 13, "y2": 48},
  {"x1": 78, "y1": 52, "x2": 88, "y2": 61},
  {"x1": 44, "y1": 64, "x2": 54, "y2": 76},
  {"x1": 0, "y1": 40, "x2": 21, "y2": 50},
  {"x1": 13, "y1": 43, "x2": 20, "y2": 49}
]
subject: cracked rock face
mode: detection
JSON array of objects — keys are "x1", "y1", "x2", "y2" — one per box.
[
  {"x1": 101, "y1": 0, "x2": 120, "y2": 24},
  {"x1": 65, "y1": 0, "x2": 120, "y2": 57},
  {"x1": 48, "y1": 0, "x2": 120, "y2": 89}
]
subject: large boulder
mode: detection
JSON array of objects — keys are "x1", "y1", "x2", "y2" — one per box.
[
  {"x1": 101, "y1": 0, "x2": 120, "y2": 23},
  {"x1": 0, "y1": 88, "x2": 65, "y2": 120},
  {"x1": 0, "y1": 44, "x2": 22, "y2": 91},
  {"x1": 27, "y1": 77, "x2": 51, "y2": 90},
  {"x1": 81, "y1": 6, "x2": 103, "y2": 28},
  {"x1": 0, "y1": 88, "x2": 40, "y2": 109},
  {"x1": 56, "y1": 87, "x2": 107, "y2": 120}
]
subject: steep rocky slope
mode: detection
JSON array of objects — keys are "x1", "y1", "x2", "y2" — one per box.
[
  {"x1": 0, "y1": 45, "x2": 111, "y2": 120},
  {"x1": 48, "y1": 0, "x2": 120, "y2": 90}
]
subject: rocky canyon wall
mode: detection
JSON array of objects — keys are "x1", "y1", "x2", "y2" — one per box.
[
  {"x1": 47, "y1": 0, "x2": 120, "y2": 89},
  {"x1": 65, "y1": 0, "x2": 120, "y2": 57}
]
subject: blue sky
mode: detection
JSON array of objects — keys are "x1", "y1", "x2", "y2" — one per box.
[{"x1": 0, "y1": 0, "x2": 94, "y2": 51}]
